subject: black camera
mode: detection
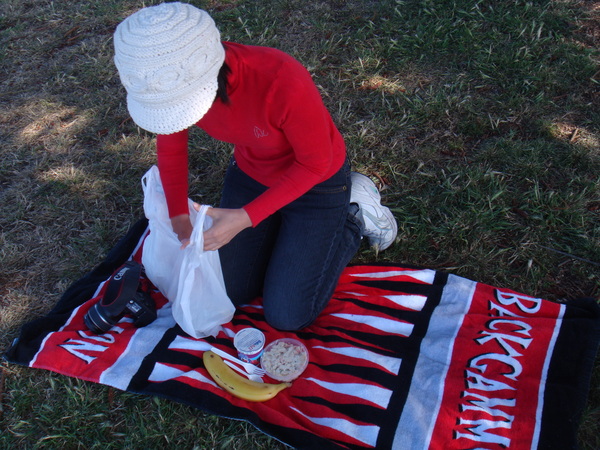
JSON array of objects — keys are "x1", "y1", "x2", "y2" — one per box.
[{"x1": 84, "y1": 261, "x2": 157, "y2": 334}]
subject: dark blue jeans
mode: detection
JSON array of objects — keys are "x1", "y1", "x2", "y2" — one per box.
[{"x1": 218, "y1": 158, "x2": 363, "y2": 330}]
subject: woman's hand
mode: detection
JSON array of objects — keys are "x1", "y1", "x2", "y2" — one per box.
[
  {"x1": 202, "y1": 206, "x2": 252, "y2": 251},
  {"x1": 170, "y1": 214, "x2": 193, "y2": 249}
]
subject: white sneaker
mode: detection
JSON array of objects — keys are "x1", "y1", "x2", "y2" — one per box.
[{"x1": 350, "y1": 172, "x2": 398, "y2": 251}]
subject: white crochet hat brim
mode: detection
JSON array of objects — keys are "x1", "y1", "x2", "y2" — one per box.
[{"x1": 127, "y1": 77, "x2": 219, "y2": 135}]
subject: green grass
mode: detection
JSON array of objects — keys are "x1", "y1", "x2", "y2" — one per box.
[
  {"x1": 1, "y1": 0, "x2": 598, "y2": 448},
  {"x1": 1, "y1": 369, "x2": 283, "y2": 449}
]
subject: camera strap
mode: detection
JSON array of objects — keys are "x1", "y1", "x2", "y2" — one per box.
[{"x1": 101, "y1": 260, "x2": 143, "y2": 307}]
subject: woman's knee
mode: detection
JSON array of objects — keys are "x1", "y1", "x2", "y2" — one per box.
[
  {"x1": 264, "y1": 307, "x2": 314, "y2": 331},
  {"x1": 262, "y1": 284, "x2": 331, "y2": 331}
]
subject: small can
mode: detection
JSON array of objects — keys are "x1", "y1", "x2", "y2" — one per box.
[{"x1": 234, "y1": 328, "x2": 265, "y2": 365}]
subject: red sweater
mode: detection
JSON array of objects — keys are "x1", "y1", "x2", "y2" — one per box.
[{"x1": 156, "y1": 42, "x2": 346, "y2": 226}]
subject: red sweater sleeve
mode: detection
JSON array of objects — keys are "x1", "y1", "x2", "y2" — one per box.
[{"x1": 156, "y1": 130, "x2": 190, "y2": 218}]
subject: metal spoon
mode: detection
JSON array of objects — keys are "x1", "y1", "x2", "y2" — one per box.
[{"x1": 223, "y1": 359, "x2": 264, "y2": 383}]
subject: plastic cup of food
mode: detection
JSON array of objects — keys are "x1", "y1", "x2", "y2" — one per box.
[
  {"x1": 234, "y1": 328, "x2": 266, "y2": 365},
  {"x1": 260, "y1": 338, "x2": 309, "y2": 382}
]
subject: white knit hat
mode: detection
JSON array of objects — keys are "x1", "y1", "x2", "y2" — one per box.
[{"x1": 113, "y1": 2, "x2": 225, "y2": 134}]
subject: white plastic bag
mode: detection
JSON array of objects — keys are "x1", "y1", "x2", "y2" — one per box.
[
  {"x1": 141, "y1": 165, "x2": 235, "y2": 338},
  {"x1": 141, "y1": 165, "x2": 187, "y2": 303},
  {"x1": 172, "y1": 203, "x2": 236, "y2": 338}
]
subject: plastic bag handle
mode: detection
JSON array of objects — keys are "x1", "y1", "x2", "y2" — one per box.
[
  {"x1": 141, "y1": 165, "x2": 157, "y2": 194},
  {"x1": 188, "y1": 204, "x2": 211, "y2": 252}
]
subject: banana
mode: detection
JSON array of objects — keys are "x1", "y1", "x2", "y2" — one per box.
[{"x1": 202, "y1": 351, "x2": 291, "y2": 402}]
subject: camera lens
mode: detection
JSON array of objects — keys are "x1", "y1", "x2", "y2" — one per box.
[{"x1": 84, "y1": 303, "x2": 117, "y2": 334}]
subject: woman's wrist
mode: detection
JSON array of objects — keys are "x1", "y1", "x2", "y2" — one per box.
[{"x1": 170, "y1": 214, "x2": 193, "y2": 244}]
